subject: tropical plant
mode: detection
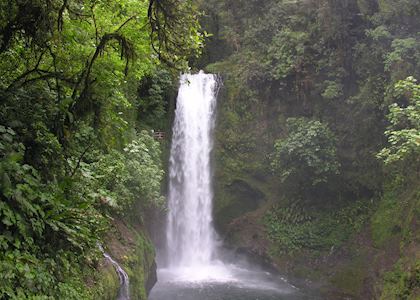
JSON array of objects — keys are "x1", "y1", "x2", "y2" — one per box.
[
  {"x1": 271, "y1": 118, "x2": 340, "y2": 190},
  {"x1": 377, "y1": 77, "x2": 420, "y2": 173}
]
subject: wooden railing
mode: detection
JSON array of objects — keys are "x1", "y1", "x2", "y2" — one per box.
[{"x1": 153, "y1": 131, "x2": 165, "y2": 140}]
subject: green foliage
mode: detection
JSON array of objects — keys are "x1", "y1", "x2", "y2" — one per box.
[
  {"x1": 371, "y1": 176, "x2": 419, "y2": 248},
  {"x1": 271, "y1": 118, "x2": 340, "y2": 189},
  {"x1": 322, "y1": 80, "x2": 344, "y2": 100},
  {"x1": 265, "y1": 29, "x2": 308, "y2": 80},
  {"x1": 84, "y1": 130, "x2": 164, "y2": 212},
  {"x1": 377, "y1": 77, "x2": 420, "y2": 170},
  {"x1": 384, "y1": 39, "x2": 419, "y2": 71},
  {"x1": 0, "y1": 126, "x2": 100, "y2": 254},
  {"x1": 370, "y1": 182, "x2": 403, "y2": 248},
  {"x1": 0, "y1": 250, "x2": 96, "y2": 299},
  {"x1": 123, "y1": 226, "x2": 155, "y2": 299},
  {"x1": 0, "y1": 0, "x2": 201, "y2": 297},
  {"x1": 384, "y1": 39, "x2": 420, "y2": 81},
  {"x1": 137, "y1": 68, "x2": 174, "y2": 129},
  {"x1": 91, "y1": 263, "x2": 120, "y2": 300},
  {"x1": 380, "y1": 259, "x2": 420, "y2": 300},
  {"x1": 264, "y1": 200, "x2": 372, "y2": 255},
  {"x1": 0, "y1": 124, "x2": 165, "y2": 296},
  {"x1": 0, "y1": 91, "x2": 165, "y2": 298},
  {"x1": 148, "y1": 0, "x2": 206, "y2": 69},
  {"x1": 263, "y1": 203, "x2": 315, "y2": 254},
  {"x1": 0, "y1": 0, "x2": 204, "y2": 150},
  {"x1": 365, "y1": 25, "x2": 392, "y2": 42},
  {"x1": 200, "y1": 0, "x2": 420, "y2": 297},
  {"x1": 0, "y1": 125, "x2": 105, "y2": 298},
  {"x1": 204, "y1": 0, "x2": 420, "y2": 209}
]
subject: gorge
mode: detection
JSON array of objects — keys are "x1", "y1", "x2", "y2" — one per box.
[
  {"x1": 149, "y1": 72, "x2": 317, "y2": 300},
  {"x1": 0, "y1": 1, "x2": 418, "y2": 299}
]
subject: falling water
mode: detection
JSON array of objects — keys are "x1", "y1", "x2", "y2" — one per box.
[
  {"x1": 98, "y1": 244, "x2": 130, "y2": 300},
  {"x1": 165, "y1": 71, "x2": 229, "y2": 280},
  {"x1": 150, "y1": 72, "x2": 317, "y2": 299}
]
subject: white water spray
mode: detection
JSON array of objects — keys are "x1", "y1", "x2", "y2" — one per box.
[{"x1": 165, "y1": 71, "x2": 230, "y2": 281}]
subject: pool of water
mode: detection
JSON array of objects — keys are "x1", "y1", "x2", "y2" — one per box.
[{"x1": 149, "y1": 265, "x2": 319, "y2": 300}]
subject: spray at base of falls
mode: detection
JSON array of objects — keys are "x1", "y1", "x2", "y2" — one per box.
[
  {"x1": 98, "y1": 244, "x2": 130, "y2": 300},
  {"x1": 165, "y1": 71, "x2": 232, "y2": 281}
]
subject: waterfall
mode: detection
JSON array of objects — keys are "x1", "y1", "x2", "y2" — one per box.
[
  {"x1": 150, "y1": 71, "x2": 302, "y2": 299},
  {"x1": 166, "y1": 71, "x2": 228, "y2": 280},
  {"x1": 150, "y1": 72, "x2": 301, "y2": 299},
  {"x1": 98, "y1": 244, "x2": 130, "y2": 300}
]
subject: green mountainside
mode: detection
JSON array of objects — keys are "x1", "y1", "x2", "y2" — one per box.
[{"x1": 196, "y1": 0, "x2": 419, "y2": 298}]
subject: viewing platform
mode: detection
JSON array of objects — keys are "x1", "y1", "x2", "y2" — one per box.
[{"x1": 153, "y1": 131, "x2": 165, "y2": 140}]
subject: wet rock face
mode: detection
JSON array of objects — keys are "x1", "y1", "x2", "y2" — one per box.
[
  {"x1": 92, "y1": 258, "x2": 121, "y2": 300},
  {"x1": 146, "y1": 260, "x2": 158, "y2": 295},
  {"x1": 93, "y1": 219, "x2": 157, "y2": 300},
  {"x1": 214, "y1": 179, "x2": 267, "y2": 233}
]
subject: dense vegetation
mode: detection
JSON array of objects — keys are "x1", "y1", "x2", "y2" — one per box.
[
  {"x1": 0, "y1": 0, "x2": 203, "y2": 298},
  {"x1": 197, "y1": 0, "x2": 419, "y2": 298},
  {"x1": 0, "y1": 0, "x2": 419, "y2": 299}
]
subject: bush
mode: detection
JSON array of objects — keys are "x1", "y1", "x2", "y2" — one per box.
[
  {"x1": 84, "y1": 130, "x2": 165, "y2": 212},
  {"x1": 264, "y1": 200, "x2": 372, "y2": 255},
  {"x1": 0, "y1": 126, "x2": 105, "y2": 298},
  {"x1": 271, "y1": 118, "x2": 340, "y2": 193},
  {"x1": 377, "y1": 77, "x2": 420, "y2": 175}
]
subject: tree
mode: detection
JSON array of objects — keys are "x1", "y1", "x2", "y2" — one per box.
[
  {"x1": 271, "y1": 118, "x2": 340, "y2": 193},
  {"x1": 0, "y1": 0, "x2": 204, "y2": 297},
  {"x1": 148, "y1": 0, "x2": 205, "y2": 68},
  {"x1": 377, "y1": 77, "x2": 420, "y2": 173}
]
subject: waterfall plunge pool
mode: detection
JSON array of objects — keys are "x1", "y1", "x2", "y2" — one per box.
[{"x1": 149, "y1": 263, "x2": 318, "y2": 300}]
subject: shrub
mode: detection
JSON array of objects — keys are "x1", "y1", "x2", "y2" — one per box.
[{"x1": 271, "y1": 118, "x2": 340, "y2": 192}]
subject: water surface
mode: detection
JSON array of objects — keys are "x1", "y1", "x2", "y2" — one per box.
[{"x1": 149, "y1": 265, "x2": 318, "y2": 300}]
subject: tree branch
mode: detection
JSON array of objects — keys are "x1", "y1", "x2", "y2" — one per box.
[
  {"x1": 5, "y1": 51, "x2": 46, "y2": 92},
  {"x1": 70, "y1": 143, "x2": 93, "y2": 178}
]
